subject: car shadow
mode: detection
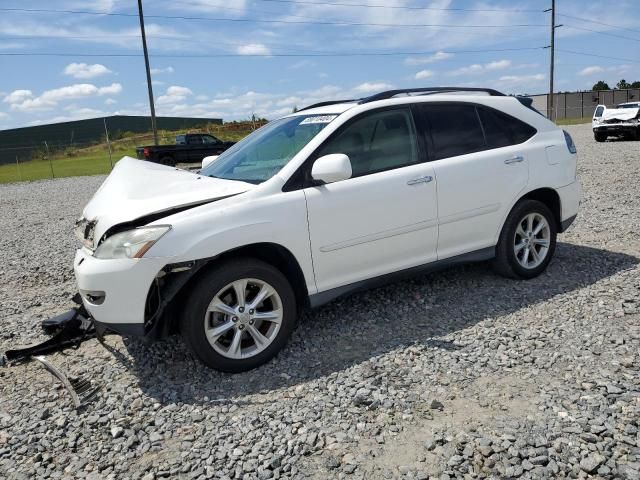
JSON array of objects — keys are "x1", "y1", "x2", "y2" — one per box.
[{"x1": 120, "y1": 242, "x2": 638, "y2": 404}]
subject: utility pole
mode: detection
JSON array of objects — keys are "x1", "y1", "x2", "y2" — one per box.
[
  {"x1": 137, "y1": 0, "x2": 158, "y2": 146},
  {"x1": 103, "y1": 117, "x2": 113, "y2": 168},
  {"x1": 545, "y1": 0, "x2": 562, "y2": 121}
]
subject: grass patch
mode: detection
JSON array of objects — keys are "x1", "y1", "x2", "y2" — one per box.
[
  {"x1": 556, "y1": 117, "x2": 592, "y2": 126},
  {"x1": 0, "y1": 122, "x2": 258, "y2": 185}
]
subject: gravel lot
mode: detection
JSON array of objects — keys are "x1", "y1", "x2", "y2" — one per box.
[{"x1": 1, "y1": 123, "x2": 639, "y2": 480}]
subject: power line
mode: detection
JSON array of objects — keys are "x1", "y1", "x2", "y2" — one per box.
[
  {"x1": 563, "y1": 24, "x2": 640, "y2": 43},
  {"x1": 557, "y1": 13, "x2": 640, "y2": 35},
  {"x1": 556, "y1": 48, "x2": 640, "y2": 65},
  {"x1": 0, "y1": 46, "x2": 546, "y2": 58},
  {"x1": 237, "y1": 0, "x2": 544, "y2": 13},
  {"x1": 0, "y1": 7, "x2": 548, "y2": 28}
]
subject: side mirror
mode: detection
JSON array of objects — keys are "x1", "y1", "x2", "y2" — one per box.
[
  {"x1": 311, "y1": 154, "x2": 352, "y2": 185},
  {"x1": 202, "y1": 155, "x2": 219, "y2": 169}
]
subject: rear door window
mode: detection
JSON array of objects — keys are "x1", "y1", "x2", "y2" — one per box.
[{"x1": 422, "y1": 103, "x2": 485, "y2": 160}]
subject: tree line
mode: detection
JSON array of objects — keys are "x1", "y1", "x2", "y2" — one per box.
[{"x1": 592, "y1": 79, "x2": 640, "y2": 91}]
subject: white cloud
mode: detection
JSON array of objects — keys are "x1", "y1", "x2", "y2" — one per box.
[
  {"x1": 98, "y1": 83, "x2": 123, "y2": 96},
  {"x1": 449, "y1": 59, "x2": 511, "y2": 76},
  {"x1": 290, "y1": 60, "x2": 316, "y2": 70},
  {"x1": 485, "y1": 60, "x2": 511, "y2": 70},
  {"x1": 157, "y1": 85, "x2": 193, "y2": 105},
  {"x1": 3, "y1": 90, "x2": 33, "y2": 104},
  {"x1": 171, "y1": 0, "x2": 247, "y2": 13},
  {"x1": 104, "y1": 98, "x2": 117, "y2": 105},
  {"x1": 236, "y1": 43, "x2": 271, "y2": 56},
  {"x1": 63, "y1": 63, "x2": 112, "y2": 79},
  {"x1": 449, "y1": 64, "x2": 483, "y2": 76},
  {"x1": 404, "y1": 51, "x2": 453, "y2": 66},
  {"x1": 167, "y1": 86, "x2": 192, "y2": 96},
  {"x1": 0, "y1": 112, "x2": 8, "y2": 118},
  {"x1": 415, "y1": 70, "x2": 434, "y2": 80},
  {"x1": 353, "y1": 82, "x2": 393, "y2": 93},
  {"x1": 6, "y1": 83, "x2": 123, "y2": 112},
  {"x1": 498, "y1": 74, "x2": 545, "y2": 83},
  {"x1": 150, "y1": 66, "x2": 175, "y2": 74},
  {"x1": 0, "y1": 42, "x2": 25, "y2": 50},
  {"x1": 579, "y1": 66, "x2": 605, "y2": 76}
]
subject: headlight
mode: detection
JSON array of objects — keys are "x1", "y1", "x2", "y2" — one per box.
[{"x1": 94, "y1": 226, "x2": 171, "y2": 259}]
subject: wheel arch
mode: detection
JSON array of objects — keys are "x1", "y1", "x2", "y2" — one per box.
[
  {"x1": 146, "y1": 242, "x2": 310, "y2": 337},
  {"x1": 494, "y1": 186, "x2": 563, "y2": 246},
  {"x1": 519, "y1": 187, "x2": 562, "y2": 231}
]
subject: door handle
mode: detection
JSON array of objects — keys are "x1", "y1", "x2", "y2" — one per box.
[
  {"x1": 504, "y1": 155, "x2": 524, "y2": 165},
  {"x1": 407, "y1": 175, "x2": 433, "y2": 185}
]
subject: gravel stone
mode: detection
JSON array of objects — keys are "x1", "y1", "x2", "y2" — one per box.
[{"x1": 1, "y1": 124, "x2": 639, "y2": 479}]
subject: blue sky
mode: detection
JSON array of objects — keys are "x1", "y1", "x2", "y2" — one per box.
[{"x1": 1, "y1": 0, "x2": 639, "y2": 129}]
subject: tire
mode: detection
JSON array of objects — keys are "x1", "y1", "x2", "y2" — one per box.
[
  {"x1": 159, "y1": 156, "x2": 175, "y2": 166},
  {"x1": 493, "y1": 200, "x2": 557, "y2": 280},
  {"x1": 594, "y1": 131, "x2": 607, "y2": 142},
  {"x1": 180, "y1": 258, "x2": 297, "y2": 372}
]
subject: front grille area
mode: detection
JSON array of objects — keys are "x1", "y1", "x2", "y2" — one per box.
[{"x1": 74, "y1": 218, "x2": 97, "y2": 250}]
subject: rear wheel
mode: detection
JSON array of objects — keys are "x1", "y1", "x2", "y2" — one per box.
[
  {"x1": 159, "y1": 156, "x2": 175, "y2": 166},
  {"x1": 180, "y1": 258, "x2": 297, "y2": 372},
  {"x1": 594, "y1": 131, "x2": 607, "y2": 142},
  {"x1": 494, "y1": 200, "x2": 557, "y2": 279}
]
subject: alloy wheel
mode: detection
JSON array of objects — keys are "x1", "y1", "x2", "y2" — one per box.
[
  {"x1": 513, "y1": 213, "x2": 551, "y2": 269},
  {"x1": 204, "y1": 278, "x2": 283, "y2": 360}
]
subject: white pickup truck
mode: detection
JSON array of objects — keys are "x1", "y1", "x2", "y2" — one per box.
[{"x1": 592, "y1": 102, "x2": 640, "y2": 142}]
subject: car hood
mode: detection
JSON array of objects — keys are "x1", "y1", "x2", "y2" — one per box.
[
  {"x1": 602, "y1": 108, "x2": 640, "y2": 122},
  {"x1": 81, "y1": 156, "x2": 254, "y2": 245}
]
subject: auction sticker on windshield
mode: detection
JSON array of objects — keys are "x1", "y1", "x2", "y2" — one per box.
[{"x1": 300, "y1": 115, "x2": 338, "y2": 124}]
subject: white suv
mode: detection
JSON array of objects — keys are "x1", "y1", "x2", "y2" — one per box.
[{"x1": 74, "y1": 87, "x2": 582, "y2": 372}]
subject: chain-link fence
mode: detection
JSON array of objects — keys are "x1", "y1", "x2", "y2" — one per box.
[{"x1": 0, "y1": 116, "x2": 262, "y2": 184}]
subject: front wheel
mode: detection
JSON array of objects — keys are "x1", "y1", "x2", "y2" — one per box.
[
  {"x1": 180, "y1": 258, "x2": 297, "y2": 372},
  {"x1": 493, "y1": 200, "x2": 557, "y2": 279},
  {"x1": 594, "y1": 131, "x2": 607, "y2": 142}
]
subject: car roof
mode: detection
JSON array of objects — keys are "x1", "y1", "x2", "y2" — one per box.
[
  {"x1": 289, "y1": 87, "x2": 511, "y2": 117},
  {"x1": 289, "y1": 92, "x2": 513, "y2": 117}
]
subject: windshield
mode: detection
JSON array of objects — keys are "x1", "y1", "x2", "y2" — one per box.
[{"x1": 202, "y1": 114, "x2": 338, "y2": 184}]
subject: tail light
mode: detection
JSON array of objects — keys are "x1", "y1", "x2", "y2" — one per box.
[
  {"x1": 143, "y1": 147, "x2": 150, "y2": 158},
  {"x1": 563, "y1": 130, "x2": 577, "y2": 154}
]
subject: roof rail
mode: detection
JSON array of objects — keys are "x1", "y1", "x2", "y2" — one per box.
[
  {"x1": 297, "y1": 99, "x2": 356, "y2": 112},
  {"x1": 359, "y1": 87, "x2": 505, "y2": 104}
]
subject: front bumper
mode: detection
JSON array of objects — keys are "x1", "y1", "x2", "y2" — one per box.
[
  {"x1": 73, "y1": 248, "x2": 167, "y2": 333},
  {"x1": 593, "y1": 123, "x2": 639, "y2": 134}
]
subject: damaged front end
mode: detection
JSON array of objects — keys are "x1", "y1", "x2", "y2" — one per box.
[{"x1": 141, "y1": 259, "x2": 210, "y2": 338}]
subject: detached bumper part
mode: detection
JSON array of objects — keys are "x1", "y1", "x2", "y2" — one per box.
[{"x1": 4, "y1": 306, "x2": 96, "y2": 363}]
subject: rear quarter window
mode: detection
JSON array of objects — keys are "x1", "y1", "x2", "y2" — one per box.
[{"x1": 478, "y1": 107, "x2": 537, "y2": 148}]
